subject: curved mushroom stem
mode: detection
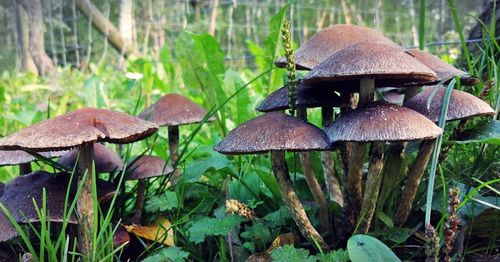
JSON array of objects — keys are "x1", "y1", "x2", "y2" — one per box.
[
  {"x1": 394, "y1": 139, "x2": 436, "y2": 226},
  {"x1": 19, "y1": 163, "x2": 32, "y2": 175},
  {"x1": 356, "y1": 142, "x2": 385, "y2": 234},
  {"x1": 297, "y1": 108, "x2": 331, "y2": 233},
  {"x1": 346, "y1": 142, "x2": 365, "y2": 216},
  {"x1": 77, "y1": 142, "x2": 95, "y2": 256},
  {"x1": 168, "y1": 125, "x2": 181, "y2": 184},
  {"x1": 270, "y1": 150, "x2": 330, "y2": 251},
  {"x1": 130, "y1": 179, "x2": 146, "y2": 224},
  {"x1": 321, "y1": 106, "x2": 344, "y2": 207}
]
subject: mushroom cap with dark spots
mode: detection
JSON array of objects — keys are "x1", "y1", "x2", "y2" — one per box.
[
  {"x1": 325, "y1": 101, "x2": 442, "y2": 143},
  {"x1": 405, "y1": 49, "x2": 479, "y2": 86},
  {"x1": 275, "y1": 24, "x2": 400, "y2": 70},
  {"x1": 125, "y1": 155, "x2": 173, "y2": 180},
  {"x1": 0, "y1": 171, "x2": 116, "y2": 225},
  {"x1": 303, "y1": 42, "x2": 437, "y2": 87},
  {"x1": 0, "y1": 108, "x2": 158, "y2": 152},
  {"x1": 139, "y1": 94, "x2": 214, "y2": 126},
  {"x1": 0, "y1": 150, "x2": 66, "y2": 167},
  {"x1": 214, "y1": 112, "x2": 331, "y2": 155},
  {"x1": 404, "y1": 86, "x2": 495, "y2": 122},
  {"x1": 58, "y1": 143, "x2": 124, "y2": 173},
  {"x1": 257, "y1": 81, "x2": 346, "y2": 112}
]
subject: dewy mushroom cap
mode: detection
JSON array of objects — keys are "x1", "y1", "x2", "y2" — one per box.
[
  {"x1": 275, "y1": 24, "x2": 400, "y2": 70},
  {"x1": 404, "y1": 86, "x2": 495, "y2": 122},
  {"x1": 139, "y1": 93, "x2": 214, "y2": 126},
  {"x1": 125, "y1": 155, "x2": 174, "y2": 180},
  {"x1": 214, "y1": 112, "x2": 331, "y2": 155},
  {"x1": 0, "y1": 107, "x2": 159, "y2": 152},
  {"x1": 325, "y1": 101, "x2": 442, "y2": 143},
  {"x1": 303, "y1": 42, "x2": 437, "y2": 86}
]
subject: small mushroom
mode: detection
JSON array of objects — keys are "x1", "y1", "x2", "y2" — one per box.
[
  {"x1": 0, "y1": 108, "x2": 158, "y2": 255},
  {"x1": 125, "y1": 155, "x2": 173, "y2": 224},
  {"x1": 393, "y1": 87, "x2": 495, "y2": 225},
  {"x1": 58, "y1": 143, "x2": 124, "y2": 173},
  {"x1": 139, "y1": 94, "x2": 213, "y2": 183},
  {"x1": 214, "y1": 112, "x2": 331, "y2": 251},
  {"x1": 275, "y1": 24, "x2": 399, "y2": 70},
  {"x1": 0, "y1": 150, "x2": 66, "y2": 175},
  {"x1": 325, "y1": 101, "x2": 442, "y2": 233}
]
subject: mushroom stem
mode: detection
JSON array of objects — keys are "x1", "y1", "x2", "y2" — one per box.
[
  {"x1": 403, "y1": 86, "x2": 420, "y2": 102},
  {"x1": 270, "y1": 150, "x2": 330, "y2": 251},
  {"x1": 130, "y1": 179, "x2": 146, "y2": 224},
  {"x1": 77, "y1": 142, "x2": 95, "y2": 256},
  {"x1": 346, "y1": 142, "x2": 365, "y2": 216},
  {"x1": 19, "y1": 163, "x2": 32, "y2": 175},
  {"x1": 394, "y1": 139, "x2": 436, "y2": 226},
  {"x1": 168, "y1": 125, "x2": 181, "y2": 183},
  {"x1": 321, "y1": 106, "x2": 344, "y2": 207},
  {"x1": 356, "y1": 142, "x2": 385, "y2": 234},
  {"x1": 297, "y1": 108, "x2": 331, "y2": 233}
]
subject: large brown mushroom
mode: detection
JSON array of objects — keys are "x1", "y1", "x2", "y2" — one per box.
[
  {"x1": 214, "y1": 112, "x2": 331, "y2": 251},
  {"x1": 0, "y1": 108, "x2": 158, "y2": 255},
  {"x1": 125, "y1": 155, "x2": 173, "y2": 223},
  {"x1": 0, "y1": 150, "x2": 66, "y2": 175},
  {"x1": 325, "y1": 101, "x2": 442, "y2": 233},
  {"x1": 57, "y1": 143, "x2": 124, "y2": 174},
  {"x1": 393, "y1": 86, "x2": 495, "y2": 225},
  {"x1": 275, "y1": 24, "x2": 399, "y2": 70},
  {"x1": 139, "y1": 94, "x2": 213, "y2": 183}
]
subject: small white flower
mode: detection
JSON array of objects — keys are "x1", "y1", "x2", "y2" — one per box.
[{"x1": 125, "y1": 72, "x2": 143, "y2": 80}]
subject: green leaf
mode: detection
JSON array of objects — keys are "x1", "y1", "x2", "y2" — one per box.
[
  {"x1": 316, "y1": 249, "x2": 349, "y2": 262},
  {"x1": 263, "y1": 206, "x2": 291, "y2": 227},
  {"x1": 223, "y1": 70, "x2": 251, "y2": 125},
  {"x1": 185, "y1": 154, "x2": 231, "y2": 182},
  {"x1": 347, "y1": 234, "x2": 401, "y2": 262},
  {"x1": 454, "y1": 120, "x2": 500, "y2": 145},
  {"x1": 142, "y1": 247, "x2": 189, "y2": 262},
  {"x1": 145, "y1": 191, "x2": 179, "y2": 213},
  {"x1": 188, "y1": 215, "x2": 244, "y2": 244},
  {"x1": 270, "y1": 245, "x2": 317, "y2": 262},
  {"x1": 83, "y1": 76, "x2": 108, "y2": 108}
]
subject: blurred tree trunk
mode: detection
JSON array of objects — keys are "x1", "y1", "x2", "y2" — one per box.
[
  {"x1": 76, "y1": 0, "x2": 137, "y2": 57},
  {"x1": 119, "y1": 0, "x2": 134, "y2": 44},
  {"x1": 467, "y1": 0, "x2": 500, "y2": 59},
  {"x1": 14, "y1": 0, "x2": 37, "y2": 74},
  {"x1": 208, "y1": 0, "x2": 219, "y2": 35},
  {"x1": 19, "y1": 0, "x2": 55, "y2": 75}
]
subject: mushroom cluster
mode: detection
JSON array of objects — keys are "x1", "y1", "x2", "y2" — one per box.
[{"x1": 214, "y1": 23, "x2": 494, "y2": 249}]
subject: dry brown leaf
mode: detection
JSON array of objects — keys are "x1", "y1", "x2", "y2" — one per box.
[{"x1": 124, "y1": 217, "x2": 175, "y2": 246}]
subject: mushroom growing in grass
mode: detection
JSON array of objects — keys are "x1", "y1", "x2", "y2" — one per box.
[
  {"x1": 275, "y1": 24, "x2": 399, "y2": 70},
  {"x1": 58, "y1": 143, "x2": 124, "y2": 174},
  {"x1": 0, "y1": 108, "x2": 158, "y2": 256},
  {"x1": 303, "y1": 42, "x2": 437, "y2": 216},
  {"x1": 257, "y1": 80, "x2": 347, "y2": 230},
  {"x1": 393, "y1": 86, "x2": 495, "y2": 226},
  {"x1": 403, "y1": 49, "x2": 479, "y2": 101},
  {"x1": 0, "y1": 150, "x2": 66, "y2": 175},
  {"x1": 139, "y1": 94, "x2": 213, "y2": 183},
  {"x1": 0, "y1": 171, "x2": 116, "y2": 242},
  {"x1": 125, "y1": 155, "x2": 173, "y2": 224},
  {"x1": 214, "y1": 112, "x2": 332, "y2": 251},
  {"x1": 325, "y1": 101, "x2": 442, "y2": 233}
]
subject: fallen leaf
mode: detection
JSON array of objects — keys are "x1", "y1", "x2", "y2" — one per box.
[{"x1": 124, "y1": 217, "x2": 175, "y2": 246}]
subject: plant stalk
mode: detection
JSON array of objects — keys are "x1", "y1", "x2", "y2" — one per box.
[
  {"x1": 270, "y1": 150, "x2": 329, "y2": 251},
  {"x1": 130, "y1": 179, "x2": 146, "y2": 224},
  {"x1": 394, "y1": 139, "x2": 436, "y2": 226}
]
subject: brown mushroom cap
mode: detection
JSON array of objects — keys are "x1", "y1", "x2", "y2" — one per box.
[
  {"x1": 0, "y1": 108, "x2": 158, "y2": 152},
  {"x1": 275, "y1": 24, "x2": 400, "y2": 70},
  {"x1": 139, "y1": 94, "x2": 213, "y2": 126},
  {"x1": 0, "y1": 211, "x2": 18, "y2": 242},
  {"x1": 125, "y1": 155, "x2": 173, "y2": 180},
  {"x1": 325, "y1": 101, "x2": 442, "y2": 143},
  {"x1": 257, "y1": 81, "x2": 346, "y2": 112},
  {"x1": 57, "y1": 144, "x2": 124, "y2": 173},
  {"x1": 0, "y1": 150, "x2": 66, "y2": 167},
  {"x1": 405, "y1": 49, "x2": 479, "y2": 86},
  {"x1": 303, "y1": 42, "x2": 437, "y2": 87},
  {"x1": 404, "y1": 86, "x2": 495, "y2": 122},
  {"x1": 214, "y1": 112, "x2": 331, "y2": 155}
]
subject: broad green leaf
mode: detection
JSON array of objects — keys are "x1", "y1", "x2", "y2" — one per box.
[
  {"x1": 263, "y1": 206, "x2": 291, "y2": 227},
  {"x1": 454, "y1": 120, "x2": 500, "y2": 145},
  {"x1": 185, "y1": 154, "x2": 231, "y2": 182},
  {"x1": 223, "y1": 70, "x2": 251, "y2": 125},
  {"x1": 467, "y1": 208, "x2": 500, "y2": 239},
  {"x1": 270, "y1": 245, "x2": 316, "y2": 262},
  {"x1": 142, "y1": 247, "x2": 189, "y2": 262},
  {"x1": 316, "y1": 249, "x2": 350, "y2": 262},
  {"x1": 83, "y1": 76, "x2": 108, "y2": 108},
  {"x1": 188, "y1": 215, "x2": 244, "y2": 244},
  {"x1": 145, "y1": 191, "x2": 179, "y2": 213},
  {"x1": 347, "y1": 234, "x2": 401, "y2": 262}
]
